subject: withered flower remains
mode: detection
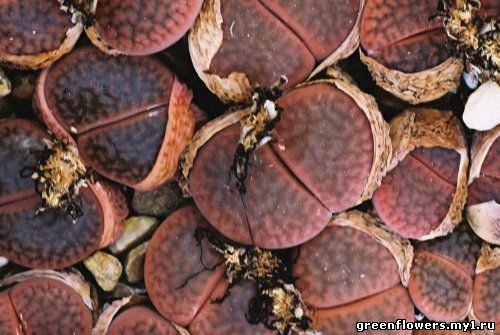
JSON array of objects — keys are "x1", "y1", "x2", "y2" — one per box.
[
  {"x1": 21, "y1": 138, "x2": 88, "y2": 220},
  {"x1": 192, "y1": 227, "x2": 318, "y2": 335},
  {"x1": 231, "y1": 76, "x2": 288, "y2": 195},
  {"x1": 437, "y1": 0, "x2": 499, "y2": 81}
]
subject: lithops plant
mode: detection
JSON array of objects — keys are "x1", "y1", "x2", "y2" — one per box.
[
  {"x1": 144, "y1": 205, "x2": 277, "y2": 335},
  {"x1": 35, "y1": 46, "x2": 195, "y2": 191},
  {"x1": 360, "y1": 0, "x2": 463, "y2": 104},
  {"x1": 0, "y1": 0, "x2": 83, "y2": 69},
  {"x1": 0, "y1": 119, "x2": 128, "y2": 269},
  {"x1": 62, "y1": 0, "x2": 203, "y2": 56},
  {"x1": 189, "y1": 0, "x2": 365, "y2": 103},
  {"x1": 293, "y1": 210, "x2": 414, "y2": 334},
  {"x1": 180, "y1": 71, "x2": 391, "y2": 249},
  {"x1": 93, "y1": 295, "x2": 184, "y2": 335},
  {"x1": 0, "y1": 270, "x2": 95, "y2": 335},
  {"x1": 408, "y1": 223, "x2": 482, "y2": 321},
  {"x1": 467, "y1": 126, "x2": 499, "y2": 245},
  {"x1": 470, "y1": 245, "x2": 499, "y2": 334},
  {"x1": 372, "y1": 108, "x2": 468, "y2": 240}
]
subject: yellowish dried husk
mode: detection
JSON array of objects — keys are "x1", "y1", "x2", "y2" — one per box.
[
  {"x1": 92, "y1": 295, "x2": 146, "y2": 335},
  {"x1": 467, "y1": 201, "x2": 500, "y2": 245},
  {"x1": 329, "y1": 210, "x2": 413, "y2": 287},
  {"x1": 0, "y1": 269, "x2": 96, "y2": 312},
  {"x1": 476, "y1": 243, "x2": 500, "y2": 275},
  {"x1": 469, "y1": 127, "x2": 499, "y2": 183},
  {"x1": 466, "y1": 126, "x2": 500, "y2": 245},
  {"x1": 179, "y1": 70, "x2": 391, "y2": 206},
  {"x1": 92, "y1": 295, "x2": 190, "y2": 335},
  {"x1": 308, "y1": 0, "x2": 365, "y2": 79},
  {"x1": 189, "y1": 0, "x2": 253, "y2": 104},
  {"x1": 360, "y1": 50, "x2": 463, "y2": 105},
  {"x1": 0, "y1": 23, "x2": 83, "y2": 69},
  {"x1": 388, "y1": 108, "x2": 469, "y2": 240},
  {"x1": 85, "y1": 25, "x2": 121, "y2": 57},
  {"x1": 0, "y1": 67, "x2": 11, "y2": 98}
]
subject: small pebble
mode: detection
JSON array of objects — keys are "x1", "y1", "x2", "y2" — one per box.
[
  {"x1": 132, "y1": 181, "x2": 186, "y2": 218},
  {"x1": 463, "y1": 81, "x2": 500, "y2": 131},
  {"x1": 111, "y1": 283, "x2": 147, "y2": 298},
  {"x1": 124, "y1": 241, "x2": 149, "y2": 284},
  {"x1": 84, "y1": 251, "x2": 122, "y2": 292},
  {"x1": 109, "y1": 216, "x2": 158, "y2": 254},
  {"x1": 11, "y1": 71, "x2": 37, "y2": 100},
  {"x1": 0, "y1": 256, "x2": 9, "y2": 268},
  {"x1": 0, "y1": 68, "x2": 11, "y2": 98}
]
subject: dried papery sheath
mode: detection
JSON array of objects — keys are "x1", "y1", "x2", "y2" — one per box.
[
  {"x1": 373, "y1": 108, "x2": 469, "y2": 240},
  {"x1": 193, "y1": 227, "x2": 318, "y2": 335},
  {"x1": 21, "y1": 138, "x2": 88, "y2": 220},
  {"x1": 466, "y1": 126, "x2": 499, "y2": 245},
  {"x1": 437, "y1": 0, "x2": 499, "y2": 82},
  {"x1": 189, "y1": 0, "x2": 363, "y2": 104},
  {"x1": 360, "y1": 0, "x2": 463, "y2": 104}
]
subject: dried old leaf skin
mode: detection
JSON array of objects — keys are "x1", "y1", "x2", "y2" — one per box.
[
  {"x1": 189, "y1": 123, "x2": 330, "y2": 249},
  {"x1": 468, "y1": 137, "x2": 500, "y2": 205},
  {"x1": 313, "y1": 285, "x2": 413, "y2": 335},
  {"x1": 473, "y1": 267, "x2": 500, "y2": 324},
  {"x1": 272, "y1": 83, "x2": 374, "y2": 212},
  {"x1": 107, "y1": 305, "x2": 178, "y2": 335},
  {"x1": 373, "y1": 147, "x2": 461, "y2": 239},
  {"x1": 0, "y1": 292, "x2": 23, "y2": 335},
  {"x1": 361, "y1": 0, "x2": 449, "y2": 72},
  {"x1": 9, "y1": 278, "x2": 93, "y2": 335},
  {"x1": 37, "y1": 47, "x2": 195, "y2": 189},
  {"x1": 0, "y1": 0, "x2": 73, "y2": 56},
  {"x1": 144, "y1": 206, "x2": 225, "y2": 327},
  {"x1": 189, "y1": 280, "x2": 275, "y2": 335},
  {"x1": 208, "y1": 0, "x2": 315, "y2": 90},
  {"x1": 293, "y1": 225, "x2": 400, "y2": 309},
  {"x1": 258, "y1": 0, "x2": 360, "y2": 60},
  {"x1": 92, "y1": 0, "x2": 203, "y2": 55},
  {"x1": 0, "y1": 119, "x2": 125, "y2": 269}
]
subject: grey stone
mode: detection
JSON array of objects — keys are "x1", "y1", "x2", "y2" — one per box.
[
  {"x1": 132, "y1": 181, "x2": 186, "y2": 218},
  {"x1": 109, "y1": 216, "x2": 158, "y2": 254}
]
